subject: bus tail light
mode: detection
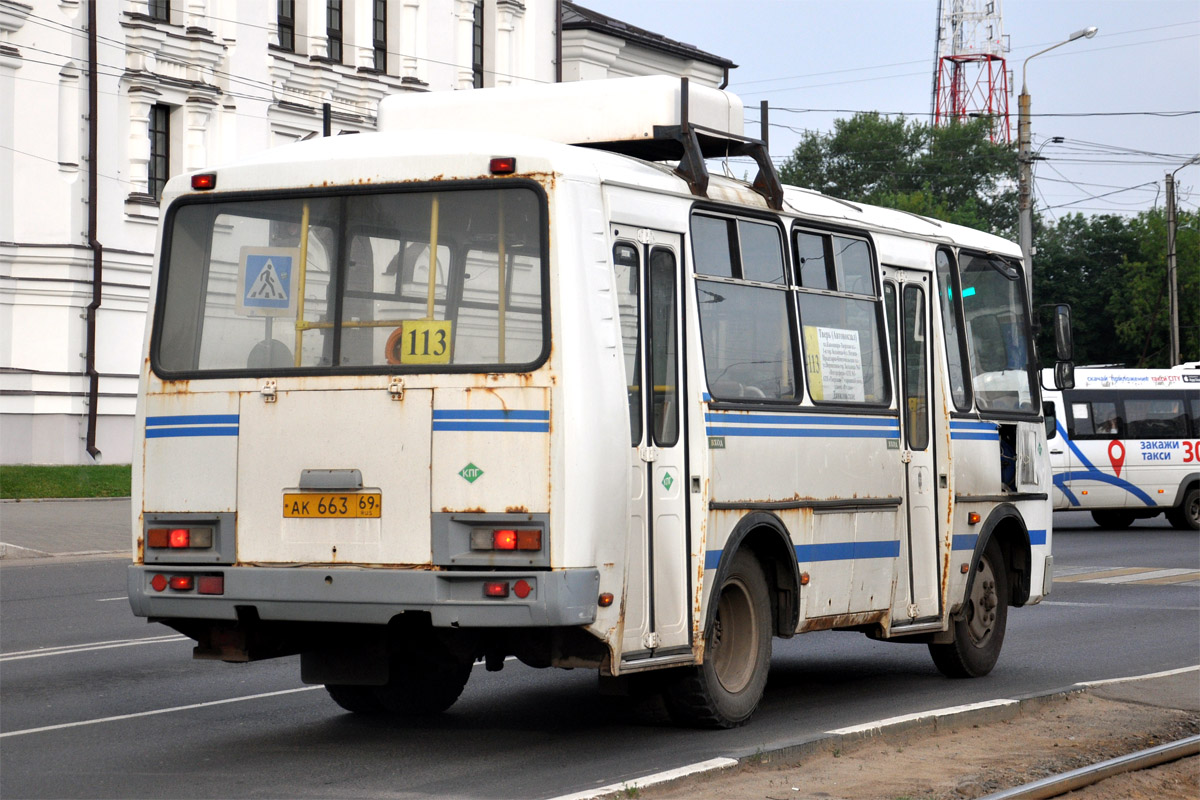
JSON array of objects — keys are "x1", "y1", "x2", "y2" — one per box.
[
  {"x1": 489, "y1": 157, "x2": 516, "y2": 175},
  {"x1": 147, "y1": 527, "x2": 214, "y2": 549},
  {"x1": 169, "y1": 575, "x2": 194, "y2": 591},
  {"x1": 483, "y1": 581, "x2": 509, "y2": 598},
  {"x1": 191, "y1": 173, "x2": 216, "y2": 190},
  {"x1": 470, "y1": 529, "x2": 542, "y2": 551},
  {"x1": 197, "y1": 576, "x2": 225, "y2": 595}
]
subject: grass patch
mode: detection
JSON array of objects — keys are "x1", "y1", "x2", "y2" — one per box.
[{"x1": 0, "y1": 465, "x2": 132, "y2": 499}]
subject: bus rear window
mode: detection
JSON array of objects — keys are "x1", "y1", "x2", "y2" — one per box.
[{"x1": 155, "y1": 185, "x2": 547, "y2": 375}]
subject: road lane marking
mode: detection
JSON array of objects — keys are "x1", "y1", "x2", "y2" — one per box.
[
  {"x1": 0, "y1": 634, "x2": 188, "y2": 662},
  {"x1": 1043, "y1": 601, "x2": 1199, "y2": 610},
  {"x1": 1090, "y1": 568, "x2": 1198, "y2": 584},
  {"x1": 1054, "y1": 566, "x2": 1200, "y2": 586},
  {"x1": 0, "y1": 686, "x2": 323, "y2": 739},
  {"x1": 546, "y1": 758, "x2": 739, "y2": 800},
  {"x1": 96, "y1": 596, "x2": 128, "y2": 602}
]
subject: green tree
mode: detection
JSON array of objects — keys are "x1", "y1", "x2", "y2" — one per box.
[
  {"x1": 1113, "y1": 209, "x2": 1199, "y2": 366},
  {"x1": 778, "y1": 113, "x2": 1018, "y2": 236}
]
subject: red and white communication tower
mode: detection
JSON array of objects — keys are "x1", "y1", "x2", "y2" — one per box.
[{"x1": 932, "y1": 0, "x2": 1011, "y2": 141}]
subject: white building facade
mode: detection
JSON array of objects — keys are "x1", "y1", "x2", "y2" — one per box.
[{"x1": 0, "y1": 0, "x2": 731, "y2": 464}]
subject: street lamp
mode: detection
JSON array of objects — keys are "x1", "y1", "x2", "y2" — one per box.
[
  {"x1": 1018, "y1": 26, "x2": 1098, "y2": 302},
  {"x1": 1166, "y1": 155, "x2": 1200, "y2": 366}
]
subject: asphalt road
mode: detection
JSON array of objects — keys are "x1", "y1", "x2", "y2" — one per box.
[{"x1": 1, "y1": 513, "x2": 1196, "y2": 800}]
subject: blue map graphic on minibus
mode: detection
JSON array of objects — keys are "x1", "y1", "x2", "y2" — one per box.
[
  {"x1": 1052, "y1": 420, "x2": 1156, "y2": 508},
  {"x1": 243, "y1": 255, "x2": 292, "y2": 309}
]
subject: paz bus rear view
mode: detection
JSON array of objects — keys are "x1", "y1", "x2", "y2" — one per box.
[{"x1": 128, "y1": 77, "x2": 1073, "y2": 727}]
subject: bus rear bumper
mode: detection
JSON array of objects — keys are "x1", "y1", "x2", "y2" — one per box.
[{"x1": 127, "y1": 564, "x2": 600, "y2": 628}]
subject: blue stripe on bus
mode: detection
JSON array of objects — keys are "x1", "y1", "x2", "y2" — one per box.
[
  {"x1": 432, "y1": 421, "x2": 550, "y2": 433},
  {"x1": 433, "y1": 409, "x2": 549, "y2": 421},
  {"x1": 146, "y1": 414, "x2": 239, "y2": 427},
  {"x1": 950, "y1": 431, "x2": 1001, "y2": 441},
  {"x1": 949, "y1": 421, "x2": 998, "y2": 431},
  {"x1": 704, "y1": 539, "x2": 900, "y2": 570},
  {"x1": 705, "y1": 413, "x2": 898, "y2": 428},
  {"x1": 1052, "y1": 420, "x2": 1158, "y2": 508},
  {"x1": 952, "y1": 534, "x2": 977, "y2": 551},
  {"x1": 705, "y1": 426, "x2": 899, "y2": 439},
  {"x1": 1029, "y1": 529, "x2": 1047, "y2": 546},
  {"x1": 146, "y1": 427, "x2": 240, "y2": 439}
]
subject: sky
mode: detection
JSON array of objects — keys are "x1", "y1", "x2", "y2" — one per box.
[{"x1": 586, "y1": 0, "x2": 1200, "y2": 221}]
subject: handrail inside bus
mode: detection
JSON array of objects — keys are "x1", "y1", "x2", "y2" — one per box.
[
  {"x1": 293, "y1": 201, "x2": 311, "y2": 367},
  {"x1": 426, "y1": 194, "x2": 440, "y2": 320}
]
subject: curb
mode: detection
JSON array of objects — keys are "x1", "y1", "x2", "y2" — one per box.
[
  {"x1": 547, "y1": 665, "x2": 1200, "y2": 800},
  {"x1": 0, "y1": 497, "x2": 132, "y2": 504}
]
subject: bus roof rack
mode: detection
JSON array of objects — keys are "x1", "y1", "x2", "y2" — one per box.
[{"x1": 376, "y1": 76, "x2": 783, "y2": 210}]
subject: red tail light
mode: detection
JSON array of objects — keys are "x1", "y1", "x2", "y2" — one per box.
[
  {"x1": 483, "y1": 581, "x2": 509, "y2": 598},
  {"x1": 169, "y1": 529, "x2": 190, "y2": 548},
  {"x1": 494, "y1": 529, "x2": 518, "y2": 550},
  {"x1": 489, "y1": 157, "x2": 516, "y2": 175},
  {"x1": 191, "y1": 173, "x2": 216, "y2": 190},
  {"x1": 197, "y1": 575, "x2": 224, "y2": 595},
  {"x1": 168, "y1": 575, "x2": 194, "y2": 591}
]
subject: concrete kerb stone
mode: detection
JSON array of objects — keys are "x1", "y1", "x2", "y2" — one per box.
[{"x1": 594, "y1": 669, "x2": 1199, "y2": 800}]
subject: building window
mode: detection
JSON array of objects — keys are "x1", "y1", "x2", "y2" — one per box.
[
  {"x1": 373, "y1": 0, "x2": 387, "y2": 72},
  {"x1": 278, "y1": 0, "x2": 295, "y2": 52},
  {"x1": 148, "y1": 0, "x2": 170, "y2": 23},
  {"x1": 472, "y1": 1, "x2": 484, "y2": 88},
  {"x1": 327, "y1": 0, "x2": 343, "y2": 63},
  {"x1": 148, "y1": 104, "x2": 170, "y2": 202}
]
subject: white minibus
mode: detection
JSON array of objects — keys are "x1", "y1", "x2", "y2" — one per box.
[{"x1": 128, "y1": 77, "x2": 1067, "y2": 727}]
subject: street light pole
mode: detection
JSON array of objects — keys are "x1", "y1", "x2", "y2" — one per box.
[{"x1": 1017, "y1": 26, "x2": 1098, "y2": 303}]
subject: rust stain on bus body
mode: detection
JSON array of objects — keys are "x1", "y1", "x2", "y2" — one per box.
[{"x1": 797, "y1": 609, "x2": 887, "y2": 634}]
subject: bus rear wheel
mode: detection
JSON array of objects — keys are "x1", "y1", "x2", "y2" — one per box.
[
  {"x1": 326, "y1": 648, "x2": 472, "y2": 716},
  {"x1": 1165, "y1": 487, "x2": 1199, "y2": 531},
  {"x1": 1091, "y1": 510, "x2": 1135, "y2": 529},
  {"x1": 929, "y1": 539, "x2": 1008, "y2": 679},
  {"x1": 663, "y1": 551, "x2": 772, "y2": 728}
]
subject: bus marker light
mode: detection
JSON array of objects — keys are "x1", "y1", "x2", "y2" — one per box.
[
  {"x1": 1081, "y1": 490, "x2": 1089, "y2": 495},
  {"x1": 197, "y1": 576, "x2": 224, "y2": 595},
  {"x1": 150, "y1": 574, "x2": 168, "y2": 592},
  {"x1": 169, "y1": 575, "x2": 194, "y2": 591},
  {"x1": 191, "y1": 173, "x2": 216, "y2": 190},
  {"x1": 598, "y1": 593, "x2": 614, "y2": 607},
  {"x1": 513, "y1": 579, "x2": 532, "y2": 599},
  {"x1": 961, "y1": 563, "x2": 970, "y2": 574},
  {"x1": 484, "y1": 581, "x2": 509, "y2": 598},
  {"x1": 799, "y1": 572, "x2": 810, "y2": 586},
  {"x1": 489, "y1": 157, "x2": 516, "y2": 175},
  {"x1": 967, "y1": 512, "x2": 981, "y2": 525}
]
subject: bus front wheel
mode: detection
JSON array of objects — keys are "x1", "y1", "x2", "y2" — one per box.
[
  {"x1": 929, "y1": 538, "x2": 1008, "y2": 679},
  {"x1": 1090, "y1": 510, "x2": 1135, "y2": 529},
  {"x1": 663, "y1": 551, "x2": 772, "y2": 728},
  {"x1": 1165, "y1": 487, "x2": 1199, "y2": 531}
]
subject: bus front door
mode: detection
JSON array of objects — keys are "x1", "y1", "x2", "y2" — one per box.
[
  {"x1": 612, "y1": 226, "x2": 690, "y2": 663},
  {"x1": 885, "y1": 269, "x2": 941, "y2": 622}
]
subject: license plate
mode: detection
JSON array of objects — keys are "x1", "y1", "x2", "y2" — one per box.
[{"x1": 283, "y1": 493, "x2": 382, "y2": 519}]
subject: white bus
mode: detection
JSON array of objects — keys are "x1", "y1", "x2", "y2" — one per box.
[
  {"x1": 128, "y1": 77, "x2": 1068, "y2": 728},
  {"x1": 1044, "y1": 367, "x2": 1199, "y2": 530}
]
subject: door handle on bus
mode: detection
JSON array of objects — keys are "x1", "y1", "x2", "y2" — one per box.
[{"x1": 1049, "y1": 449, "x2": 1063, "y2": 455}]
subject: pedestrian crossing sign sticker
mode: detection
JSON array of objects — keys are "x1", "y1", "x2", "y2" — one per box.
[{"x1": 236, "y1": 247, "x2": 300, "y2": 317}]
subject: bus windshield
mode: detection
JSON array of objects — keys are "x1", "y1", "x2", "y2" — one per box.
[
  {"x1": 959, "y1": 254, "x2": 1036, "y2": 413},
  {"x1": 154, "y1": 185, "x2": 547, "y2": 375}
]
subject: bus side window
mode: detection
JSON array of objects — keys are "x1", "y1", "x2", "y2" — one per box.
[
  {"x1": 1070, "y1": 402, "x2": 1093, "y2": 437},
  {"x1": 1125, "y1": 397, "x2": 1187, "y2": 439},
  {"x1": 613, "y1": 241, "x2": 641, "y2": 447},
  {"x1": 1091, "y1": 401, "x2": 1122, "y2": 437}
]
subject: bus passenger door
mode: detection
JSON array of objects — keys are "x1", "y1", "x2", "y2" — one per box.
[
  {"x1": 611, "y1": 226, "x2": 690, "y2": 662},
  {"x1": 884, "y1": 270, "x2": 941, "y2": 622}
]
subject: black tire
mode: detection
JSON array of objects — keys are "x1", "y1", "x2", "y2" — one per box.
[
  {"x1": 326, "y1": 645, "x2": 472, "y2": 716},
  {"x1": 1091, "y1": 509, "x2": 1135, "y2": 529},
  {"x1": 1165, "y1": 487, "x2": 1199, "y2": 531},
  {"x1": 663, "y1": 551, "x2": 772, "y2": 728},
  {"x1": 929, "y1": 538, "x2": 1008, "y2": 679}
]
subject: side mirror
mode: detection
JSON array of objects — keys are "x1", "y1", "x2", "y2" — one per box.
[
  {"x1": 1054, "y1": 304, "x2": 1073, "y2": 361},
  {"x1": 1054, "y1": 360, "x2": 1075, "y2": 390},
  {"x1": 1043, "y1": 401, "x2": 1057, "y2": 440}
]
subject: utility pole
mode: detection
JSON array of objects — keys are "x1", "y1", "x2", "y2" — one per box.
[{"x1": 1165, "y1": 171, "x2": 1179, "y2": 367}]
